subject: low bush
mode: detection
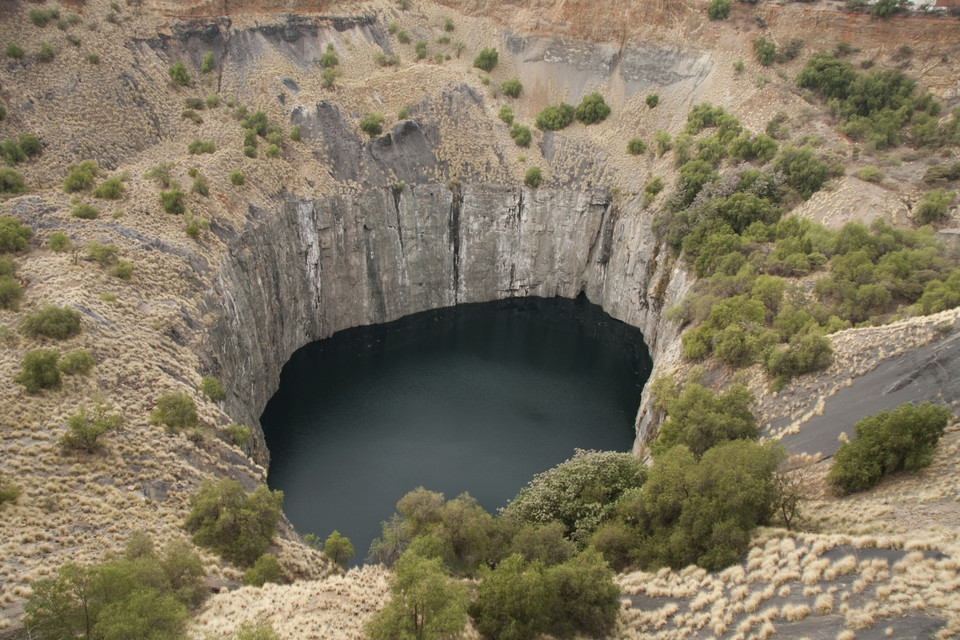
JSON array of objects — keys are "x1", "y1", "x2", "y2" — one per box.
[
  {"x1": 110, "y1": 260, "x2": 134, "y2": 280},
  {"x1": 184, "y1": 477, "x2": 284, "y2": 566},
  {"x1": 444, "y1": 17, "x2": 455, "y2": 31},
  {"x1": 0, "y1": 215, "x2": 32, "y2": 252},
  {"x1": 265, "y1": 144, "x2": 280, "y2": 158},
  {"x1": 473, "y1": 47, "x2": 498, "y2": 72},
  {"x1": 320, "y1": 42, "x2": 338, "y2": 68},
  {"x1": 230, "y1": 170, "x2": 245, "y2": 186},
  {"x1": 290, "y1": 125, "x2": 301, "y2": 142},
  {"x1": 627, "y1": 137, "x2": 646, "y2": 155},
  {"x1": 414, "y1": 40, "x2": 427, "y2": 59},
  {"x1": 498, "y1": 105, "x2": 513, "y2": 125},
  {"x1": 396, "y1": 29, "x2": 410, "y2": 44},
  {"x1": 58, "y1": 349, "x2": 94, "y2": 374},
  {"x1": 17, "y1": 133, "x2": 42, "y2": 158},
  {"x1": 0, "y1": 474, "x2": 19, "y2": 505},
  {"x1": 20, "y1": 305, "x2": 81, "y2": 340},
  {"x1": 575, "y1": 92, "x2": 611, "y2": 125},
  {"x1": 14, "y1": 349, "x2": 61, "y2": 392},
  {"x1": 644, "y1": 177, "x2": 663, "y2": 205},
  {"x1": 191, "y1": 174, "x2": 209, "y2": 197},
  {"x1": 502, "y1": 78, "x2": 522, "y2": 98},
  {"x1": 524, "y1": 166, "x2": 542, "y2": 188},
  {"x1": 187, "y1": 139, "x2": 215, "y2": 154},
  {"x1": 0, "y1": 168, "x2": 27, "y2": 194},
  {"x1": 200, "y1": 376, "x2": 226, "y2": 402},
  {"x1": 510, "y1": 123, "x2": 531, "y2": 147},
  {"x1": 36, "y1": 42, "x2": 54, "y2": 62},
  {"x1": 359, "y1": 113, "x2": 384, "y2": 137},
  {"x1": 168, "y1": 62, "x2": 190, "y2": 86},
  {"x1": 63, "y1": 160, "x2": 98, "y2": 193},
  {"x1": 93, "y1": 176, "x2": 126, "y2": 199},
  {"x1": 59, "y1": 399, "x2": 123, "y2": 453},
  {"x1": 71, "y1": 202, "x2": 98, "y2": 219},
  {"x1": 201, "y1": 51, "x2": 216, "y2": 73},
  {"x1": 144, "y1": 162, "x2": 174, "y2": 187},
  {"x1": 160, "y1": 189, "x2": 186, "y2": 214},
  {"x1": 5, "y1": 43, "x2": 24, "y2": 60},
  {"x1": 646, "y1": 93, "x2": 659, "y2": 108},
  {"x1": 48, "y1": 232, "x2": 71, "y2": 252},
  {"x1": 858, "y1": 165, "x2": 884, "y2": 183},
  {"x1": 708, "y1": 0, "x2": 732, "y2": 19},
  {"x1": 916, "y1": 189, "x2": 954, "y2": 224},
  {"x1": 829, "y1": 403, "x2": 953, "y2": 494},
  {"x1": 242, "y1": 554, "x2": 281, "y2": 587},
  {"x1": 184, "y1": 97, "x2": 205, "y2": 110},
  {"x1": 87, "y1": 241, "x2": 119, "y2": 265},
  {"x1": 225, "y1": 424, "x2": 251, "y2": 449},
  {"x1": 0, "y1": 274, "x2": 22, "y2": 310},
  {"x1": 535, "y1": 103, "x2": 575, "y2": 131},
  {"x1": 150, "y1": 392, "x2": 198, "y2": 433}
]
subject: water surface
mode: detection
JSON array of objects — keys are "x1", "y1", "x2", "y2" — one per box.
[{"x1": 262, "y1": 296, "x2": 651, "y2": 563}]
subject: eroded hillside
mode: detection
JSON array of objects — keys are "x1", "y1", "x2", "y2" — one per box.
[{"x1": 1, "y1": 0, "x2": 960, "y2": 638}]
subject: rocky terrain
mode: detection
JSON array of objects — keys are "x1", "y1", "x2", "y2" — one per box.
[{"x1": 1, "y1": 0, "x2": 959, "y2": 638}]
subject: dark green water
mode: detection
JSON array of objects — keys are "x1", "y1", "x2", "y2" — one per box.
[{"x1": 261, "y1": 296, "x2": 651, "y2": 564}]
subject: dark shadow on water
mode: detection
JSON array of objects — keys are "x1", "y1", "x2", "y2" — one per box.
[{"x1": 261, "y1": 295, "x2": 651, "y2": 566}]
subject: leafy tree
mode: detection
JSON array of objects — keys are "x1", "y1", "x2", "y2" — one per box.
[
  {"x1": 829, "y1": 402, "x2": 953, "y2": 494},
  {"x1": 652, "y1": 382, "x2": 757, "y2": 459},
  {"x1": 774, "y1": 144, "x2": 828, "y2": 200},
  {"x1": 150, "y1": 392, "x2": 198, "y2": 432},
  {"x1": 184, "y1": 478, "x2": 283, "y2": 567},
  {"x1": 508, "y1": 522, "x2": 574, "y2": 566},
  {"x1": 524, "y1": 167, "x2": 542, "y2": 188},
  {"x1": 473, "y1": 47, "x2": 498, "y2": 72},
  {"x1": 242, "y1": 554, "x2": 281, "y2": 587},
  {"x1": 535, "y1": 104, "x2": 575, "y2": 131},
  {"x1": 323, "y1": 530, "x2": 355, "y2": 568},
  {"x1": 472, "y1": 554, "x2": 552, "y2": 640},
  {"x1": 502, "y1": 78, "x2": 522, "y2": 98},
  {"x1": 708, "y1": 0, "x2": 732, "y2": 19},
  {"x1": 546, "y1": 549, "x2": 619, "y2": 639},
  {"x1": 20, "y1": 305, "x2": 81, "y2": 339},
  {"x1": 676, "y1": 159, "x2": 718, "y2": 207},
  {"x1": 366, "y1": 548, "x2": 469, "y2": 640},
  {"x1": 60, "y1": 399, "x2": 124, "y2": 453},
  {"x1": 168, "y1": 62, "x2": 190, "y2": 86},
  {"x1": 574, "y1": 93, "x2": 611, "y2": 125}
]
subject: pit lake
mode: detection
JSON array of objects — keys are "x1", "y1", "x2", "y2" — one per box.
[{"x1": 261, "y1": 296, "x2": 651, "y2": 565}]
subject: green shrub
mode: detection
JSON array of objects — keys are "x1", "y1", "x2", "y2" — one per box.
[
  {"x1": 0, "y1": 474, "x2": 20, "y2": 505},
  {"x1": 29, "y1": 8, "x2": 51, "y2": 27},
  {"x1": 160, "y1": 189, "x2": 186, "y2": 214},
  {"x1": 0, "y1": 215, "x2": 32, "y2": 252},
  {"x1": 414, "y1": 40, "x2": 427, "y2": 59},
  {"x1": 184, "y1": 97, "x2": 205, "y2": 110},
  {"x1": 225, "y1": 424, "x2": 251, "y2": 449},
  {"x1": 524, "y1": 166, "x2": 542, "y2": 188},
  {"x1": 870, "y1": 0, "x2": 902, "y2": 18},
  {"x1": 502, "y1": 78, "x2": 522, "y2": 98},
  {"x1": 91, "y1": 176, "x2": 125, "y2": 199},
  {"x1": 187, "y1": 139, "x2": 215, "y2": 155},
  {"x1": 168, "y1": 62, "x2": 190, "y2": 86},
  {"x1": 17, "y1": 133, "x2": 42, "y2": 158},
  {"x1": 59, "y1": 399, "x2": 124, "y2": 453},
  {"x1": 86, "y1": 52, "x2": 99, "y2": 65},
  {"x1": 14, "y1": 349, "x2": 61, "y2": 392},
  {"x1": 359, "y1": 113, "x2": 385, "y2": 137},
  {"x1": 916, "y1": 189, "x2": 954, "y2": 224},
  {"x1": 374, "y1": 51, "x2": 400, "y2": 67},
  {"x1": 734, "y1": 59, "x2": 745, "y2": 72},
  {"x1": 265, "y1": 144, "x2": 280, "y2": 158},
  {"x1": 708, "y1": 0, "x2": 732, "y2": 19},
  {"x1": 0, "y1": 275, "x2": 22, "y2": 310},
  {"x1": 184, "y1": 478, "x2": 283, "y2": 567},
  {"x1": 290, "y1": 124, "x2": 301, "y2": 141},
  {"x1": 20, "y1": 305, "x2": 81, "y2": 340},
  {"x1": 191, "y1": 174, "x2": 209, "y2": 197},
  {"x1": 63, "y1": 160, "x2": 98, "y2": 193},
  {"x1": 5, "y1": 43, "x2": 24, "y2": 59},
  {"x1": 320, "y1": 42, "x2": 338, "y2": 68},
  {"x1": 110, "y1": 260, "x2": 134, "y2": 280},
  {"x1": 774, "y1": 144, "x2": 828, "y2": 200},
  {"x1": 0, "y1": 139, "x2": 25, "y2": 166},
  {"x1": 575, "y1": 92, "x2": 611, "y2": 125},
  {"x1": 144, "y1": 162, "x2": 174, "y2": 188},
  {"x1": 242, "y1": 554, "x2": 281, "y2": 587},
  {"x1": 858, "y1": 165, "x2": 884, "y2": 183},
  {"x1": 766, "y1": 331, "x2": 833, "y2": 390},
  {"x1": 644, "y1": 177, "x2": 663, "y2": 205},
  {"x1": 200, "y1": 376, "x2": 226, "y2": 402},
  {"x1": 498, "y1": 104, "x2": 514, "y2": 125},
  {"x1": 243, "y1": 145, "x2": 257, "y2": 158},
  {"x1": 627, "y1": 137, "x2": 646, "y2": 155},
  {"x1": 229, "y1": 170, "x2": 245, "y2": 186},
  {"x1": 150, "y1": 392, "x2": 197, "y2": 433},
  {"x1": 396, "y1": 30, "x2": 410, "y2": 44},
  {"x1": 651, "y1": 382, "x2": 757, "y2": 459},
  {"x1": 535, "y1": 103, "x2": 575, "y2": 131},
  {"x1": 444, "y1": 17, "x2": 455, "y2": 31},
  {"x1": 754, "y1": 36, "x2": 776, "y2": 66},
  {"x1": 510, "y1": 123, "x2": 531, "y2": 147},
  {"x1": 181, "y1": 109, "x2": 203, "y2": 124},
  {"x1": 48, "y1": 232, "x2": 71, "y2": 252},
  {"x1": 473, "y1": 47, "x2": 498, "y2": 72},
  {"x1": 323, "y1": 530, "x2": 355, "y2": 568},
  {"x1": 201, "y1": 51, "x2": 216, "y2": 73},
  {"x1": 0, "y1": 168, "x2": 27, "y2": 194},
  {"x1": 829, "y1": 403, "x2": 952, "y2": 494},
  {"x1": 87, "y1": 241, "x2": 119, "y2": 265},
  {"x1": 646, "y1": 93, "x2": 659, "y2": 108},
  {"x1": 71, "y1": 202, "x2": 98, "y2": 219},
  {"x1": 36, "y1": 43, "x2": 55, "y2": 62},
  {"x1": 58, "y1": 349, "x2": 94, "y2": 375}
]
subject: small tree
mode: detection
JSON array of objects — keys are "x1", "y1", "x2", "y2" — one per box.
[
  {"x1": 502, "y1": 78, "x2": 522, "y2": 98},
  {"x1": 19, "y1": 305, "x2": 81, "y2": 340},
  {"x1": 160, "y1": 189, "x2": 186, "y2": 214},
  {"x1": 524, "y1": 166, "x2": 542, "y2": 188},
  {"x1": 60, "y1": 399, "x2": 124, "y2": 453},
  {"x1": 359, "y1": 113, "x2": 385, "y2": 137},
  {"x1": 473, "y1": 47, "x2": 498, "y2": 72},
  {"x1": 63, "y1": 160, "x2": 99, "y2": 193},
  {"x1": 168, "y1": 62, "x2": 190, "y2": 86},
  {"x1": 242, "y1": 554, "x2": 281, "y2": 587},
  {"x1": 627, "y1": 137, "x2": 646, "y2": 155},
  {"x1": 916, "y1": 189, "x2": 954, "y2": 224},
  {"x1": 150, "y1": 392, "x2": 198, "y2": 432},
  {"x1": 15, "y1": 349, "x2": 61, "y2": 392},
  {"x1": 499, "y1": 105, "x2": 514, "y2": 125},
  {"x1": 510, "y1": 123, "x2": 531, "y2": 147},
  {"x1": 646, "y1": 93, "x2": 659, "y2": 108},
  {"x1": 708, "y1": 0, "x2": 732, "y2": 20},
  {"x1": 575, "y1": 92, "x2": 611, "y2": 125},
  {"x1": 323, "y1": 530, "x2": 355, "y2": 568}
]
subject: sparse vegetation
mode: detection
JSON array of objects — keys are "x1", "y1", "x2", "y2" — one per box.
[
  {"x1": 0, "y1": 274, "x2": 22, "y2": 310},
  {"x1": 111, "y1": 260, "x2": 134, "y2": 280},
  {"x1": 144, "y1": 162, "x2": 174, "y2": 187},
  {"x1": 60, "y1": 398, "x2": 123, "y2": 453}
]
